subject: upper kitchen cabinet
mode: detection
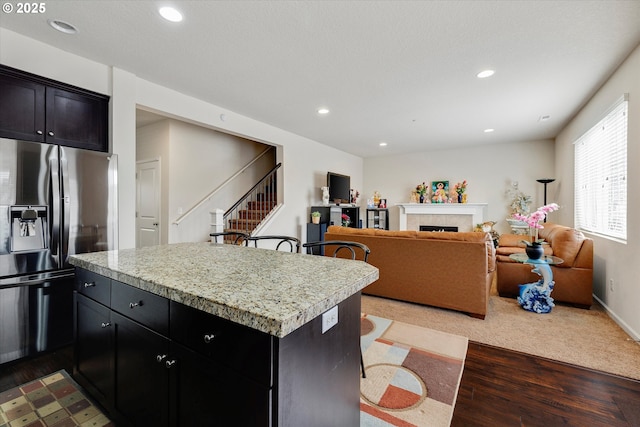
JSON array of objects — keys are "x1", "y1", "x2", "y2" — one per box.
[{"x1": 0, "y1": 65, "x2": 109, "y2": 152}]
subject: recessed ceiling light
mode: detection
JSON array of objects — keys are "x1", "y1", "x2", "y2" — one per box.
[
  {"x1": 379, "y1": 142, "x2": 388, "y2": 147},
  {"x1": 48, "y1": 19, "x2": 78, "y2": 34},
  {"x1": 477, "y1": 69, "x2": 495, "y2": 79},
  {"x1": 317, "y1": 108, "x2": 330, "y2": 115},
  {"x1": 159, "y1": 6, "x2": 183, "y2": 22},
  {"x1": 484, "y1": 128, "x2": 495, "y2": 133}
]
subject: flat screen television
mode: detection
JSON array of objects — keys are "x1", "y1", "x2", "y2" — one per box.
[{"x1": 327, "y1": 172, "x2": 351, "y2": 203}]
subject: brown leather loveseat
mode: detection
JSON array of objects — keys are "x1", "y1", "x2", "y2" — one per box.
[
  {"x1": 323, "y1": 226, "x2": 496, "y2": 319},
  {"x1": 496, "y1": 223, "x2": 593, "y2": 308}
]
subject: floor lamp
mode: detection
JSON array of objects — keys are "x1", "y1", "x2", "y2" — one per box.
[{"x1": 536, "y1": 178, "x2": 555, "y2": 222}]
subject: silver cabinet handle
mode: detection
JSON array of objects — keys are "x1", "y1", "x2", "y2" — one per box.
[
  {"x1": 165, "y1": 360, "x2": 177, "y2": 369},
  {"x1": 156, "y1": 354, "x2": 167, "y2": 363},
  {"x1": 129, "y1": 302, "x2": 140, "y2": 309},
  {"x1": 84, "y1": 282, "x2": 96, "y2": 288},
  {"x1": 48, "y1": 131, "x2": 54, "y2": 137},
  {"x1": 37, "y1": 130, "x2": 43, "y2": 135},
  {"x1": 203, "y1": 334, "x2": 216, "y2": 344},
  {"x1": 101, "y1": 322, "x2": 111, "y2": 328}
]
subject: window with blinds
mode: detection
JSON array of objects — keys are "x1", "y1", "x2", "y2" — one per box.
[{"x1": 574, "y1": 94, "x2": 628, "y2": 242}]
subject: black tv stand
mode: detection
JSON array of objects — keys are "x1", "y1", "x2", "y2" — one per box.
[{"x1": 309, "y1": 205, "x2": 360, "y2": 228}]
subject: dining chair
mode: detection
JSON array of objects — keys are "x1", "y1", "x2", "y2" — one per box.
[
  {"x1": 302, "y1": 240, "x2": 370, "y2": 262},
  {"x1": 209, "y1": 231, "x2": 249, "y2": 245},
  {"x1": 302, "y1": 240, "x2": 371, "y2": 378},
  {"x1": 244, "y1": 235, "x2": 301, "y2": 253}
]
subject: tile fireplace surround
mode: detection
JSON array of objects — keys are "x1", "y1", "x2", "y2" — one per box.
[{"x1": 397, "y1": 203, "x2": 488, "y2": 232}]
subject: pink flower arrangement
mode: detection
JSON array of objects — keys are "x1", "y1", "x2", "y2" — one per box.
[{"x1": 512, "y1": 203, "x2": 559, "y2": 245}]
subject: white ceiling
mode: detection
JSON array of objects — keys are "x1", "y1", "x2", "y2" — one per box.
[{"x1": 2, "y1": 1, "x2": 639, "y2": 158}]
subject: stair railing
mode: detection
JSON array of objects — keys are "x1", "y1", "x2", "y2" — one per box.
[
  {"x1": 173, "y1": 146, "x2": 275, "y2": 226},
  {"x1": 224, "y1": 163, "x2": 281, "y2": 236}
]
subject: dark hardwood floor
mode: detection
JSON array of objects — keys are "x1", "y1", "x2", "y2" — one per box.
[
  {"x1": 2, "y1": 343, "x2": 639, "y2": 426},
  {"x1": 452, "y1": 342, "x2": 640, "y2": 427},
  {"x1": 0, "y1": 346, "x2": 73, "y2": 394}
]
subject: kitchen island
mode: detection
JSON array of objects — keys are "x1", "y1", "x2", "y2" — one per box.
[{"x1": 69, "y1": 242, "x2": 378, "y2": 427}]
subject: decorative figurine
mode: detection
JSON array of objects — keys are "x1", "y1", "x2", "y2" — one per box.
[{"x1": 321, "y1": 186, "x2": 330, "y2": 205}]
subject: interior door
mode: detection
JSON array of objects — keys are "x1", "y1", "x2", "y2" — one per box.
[{"x1": 136, "y1": 159, "x2": 160, "y2": 247}]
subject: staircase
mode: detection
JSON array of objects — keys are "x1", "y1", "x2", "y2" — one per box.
[
  {"x1": 226, "y1": 198, "x2": 277, "y2": 235},
  {"x1": 221, "y1": 163, "x2": 281, "y2": 242}
]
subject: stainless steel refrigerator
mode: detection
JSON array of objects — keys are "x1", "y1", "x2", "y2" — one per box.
[{"x1": 0, "y1": 137, "x2": 117, "y2": 364}]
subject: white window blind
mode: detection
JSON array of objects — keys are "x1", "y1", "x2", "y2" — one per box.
[{"x1": 574, "y1": 95, "x2": 628, "y2": 241}]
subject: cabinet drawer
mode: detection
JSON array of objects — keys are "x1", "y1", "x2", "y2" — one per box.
[
  {"x1": 75, "y1": 268, "x2": 111, "y2": 306},
  {"x1": 111, "y1": 281, "x2": 169, "y2": 336},
  {"x1": 170, "y1": 301, "x2": 273, "y2": 387}
]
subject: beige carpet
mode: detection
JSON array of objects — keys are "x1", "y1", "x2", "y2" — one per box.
[
  {"x1": 362, "y1": 288, "x2": 640, "y2": 381},
  {"x1": 360, "y1": 314, "x2": 467, "y2": 427}
]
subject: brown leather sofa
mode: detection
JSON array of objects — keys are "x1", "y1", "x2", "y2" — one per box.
[
  {"x1": 496, "y1": 223, "x2": 593, "y2": 308},
  {"x1": 323, "y1": 226, "x2": 496, "y2": 319}
]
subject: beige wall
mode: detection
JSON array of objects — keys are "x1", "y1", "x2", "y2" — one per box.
[
  {"x1": 137, "y1": 118, "x2": 275, "y2": 244},
  {"x1": 555, "y1": 43, "x2": 640, "y2": 339},
  {"x1": 363, "y1": 139, "x2": 556, "y2": 235}
]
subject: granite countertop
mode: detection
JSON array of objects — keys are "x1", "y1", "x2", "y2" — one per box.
[{"x1": 69, "y1": 242, "x2": 379, "y2": 338}]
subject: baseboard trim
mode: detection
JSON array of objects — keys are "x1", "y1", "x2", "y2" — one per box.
[{"x1": 593, "y1": 294, "x2": 640, "y2": 343}]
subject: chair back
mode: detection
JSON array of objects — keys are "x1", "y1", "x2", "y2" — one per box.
[
  {"x1": 303, "y1": 240, "x2": 370, "y2": 263},
  {"x1": 210, "y1": 231, "x2": 249, "y2": 245},
  {"x1": 245, "y1": 235, "x2": 301, "y2": 253}
]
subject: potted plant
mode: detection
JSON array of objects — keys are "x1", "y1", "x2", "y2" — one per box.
[
  {"x1": 512, "y1": 203, "x2": 559, "y2": 259},
  {"x1": 341, "y1": 213, "x2": 351, "y2": 227},
  {"x1": 311, "y1": 211, "x2": 321, "y2": 224}
]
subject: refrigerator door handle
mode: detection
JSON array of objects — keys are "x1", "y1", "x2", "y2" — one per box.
[
  {"x1": 50, "y1": 153, "x2": 61, "y2": 264},
  {"x1": 59, "y1": 149, "x2": 70, "y2": 264}
]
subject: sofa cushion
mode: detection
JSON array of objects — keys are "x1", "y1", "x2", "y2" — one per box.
[
  {"x1": 544, "y1": 227, "x2": 586, "y2": 267},
  {"x1": 499, "y1": 233, "x2": 528, "y2": 247}
]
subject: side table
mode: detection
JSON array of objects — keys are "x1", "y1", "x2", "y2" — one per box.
[{"x1": 508, "y1": 253, "x2": 564, "y2": 313}]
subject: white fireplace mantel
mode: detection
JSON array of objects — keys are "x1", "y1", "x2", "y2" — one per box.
[{"x1": 397, "y1": 203, "x2": 488, "y2": 231}]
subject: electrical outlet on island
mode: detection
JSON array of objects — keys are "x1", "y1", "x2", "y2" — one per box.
[{"x1": 322, "y1": 306, "x2": 338, "y2": 334}]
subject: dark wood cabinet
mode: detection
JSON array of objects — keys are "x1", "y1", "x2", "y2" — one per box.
[
  {"x1": 0, "y1": 71, "x2": 45, "y2": 142},
  {"x1": 74, "y1": 293, "x2": 113, "y2": 408},
  {"x1": 44, "y1": 86, "x2": 108, "y2": 151},
  {"x1": 74, "y1": 269, "x2": 273, "y2": 426},
  {"x1": 74, "y1": 267, "x2": 361, "y2": 426},
  {"x1": 112, "y1": 311, "x2": 170, "y2": 427},
  {"x1": 170, "y1": 342, "x2": 271, "y2": 426},
  {"x1": 366, "y1": 208, "x2": 389, "y2": 230},
  {"x1": 0, "y1": 65, "x2": 109, "y2": 151},
  {"x1": 310, "y1": 205, "x2": 360, "y2": 228}
]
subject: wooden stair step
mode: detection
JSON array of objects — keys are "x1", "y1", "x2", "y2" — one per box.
[
  {"x1": 247, "y1": 201, "x2": 277, "y2": 210},
  {"x1": 227, "y1": 219, "x2": 261, "y2": 229},
  {"x1": 238, "y1": 210, "x2": 271, "y2": 220}
]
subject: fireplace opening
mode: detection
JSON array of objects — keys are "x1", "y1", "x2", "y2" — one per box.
[{"x1": 420, "y1": 225, "x2": 459, "y2": 232}]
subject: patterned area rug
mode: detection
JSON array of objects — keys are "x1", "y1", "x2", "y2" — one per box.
[
  {"x1": 360, "y1": 314, "x2": 468, "y2": 427},
  {"x1": 0, "y1": 370, "x2": 112, "y2": 427}
]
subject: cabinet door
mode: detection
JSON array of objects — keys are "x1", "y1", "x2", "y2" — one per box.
[
  {"x1": 112, "y1": 312, "x2": 170, "y2": 427},
  {"x1": 74, "y1": 293, "x2": 113, "y2": 407},
  {"x1": 0, "y1": 71, "x2": 45, "y2": 141},
  {"x1": 170, "y1": 342, "x2": 271, "y2": 426},
  {"x1": 45, "y1": 86, "x2": 108, "y2": 151}
]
